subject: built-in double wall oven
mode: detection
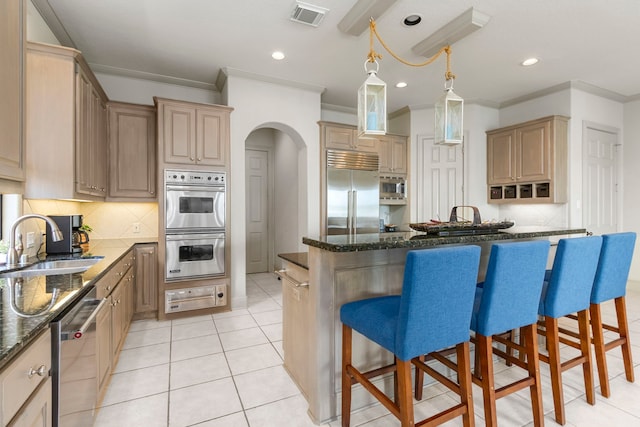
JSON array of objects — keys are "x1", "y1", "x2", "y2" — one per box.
[{"x1": 164, "y1": 170, "x2": 226, "y2": 281}]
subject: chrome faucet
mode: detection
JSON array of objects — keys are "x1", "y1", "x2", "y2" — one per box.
[{"x1": 7, "y1": 214, "x2": 64, "y2": 266}]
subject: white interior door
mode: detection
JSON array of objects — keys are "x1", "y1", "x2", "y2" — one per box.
[
  {"x1": 583, "y1": 123, "x2": 619, "y2": 235},
  {"x1": 245, "y1": 149, "x2": 269, "y2": 273},
  {"x1": 415, "y1": 135, "x2": 464, "y2": 222}
]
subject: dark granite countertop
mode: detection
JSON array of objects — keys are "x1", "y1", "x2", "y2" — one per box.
[
  {"x1": 0, "y1": 238, "x2": 157, "y2": 371},
  {"x1": 278, "y1": 252, "x2": 309, "y2": 270},
  {"x1": 302, "y1": 227, "x2": 586, "y2": 252}
]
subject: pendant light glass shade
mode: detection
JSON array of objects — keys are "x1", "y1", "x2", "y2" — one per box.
[
  {"x1": 358, "y1": 64, "x2": 387, "y2": 137},
  {"x1": 435, "y1": 85, "x2": 463, "y2": 145}
]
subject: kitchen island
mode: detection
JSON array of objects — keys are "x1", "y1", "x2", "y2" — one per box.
[{"x1": 284, "y1": 227, "x2": 585, "y2": 424}]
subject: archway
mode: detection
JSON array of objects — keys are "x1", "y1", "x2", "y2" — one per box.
[{"x1": 244, "y1": 123, "x2": 307, "y2": 273}]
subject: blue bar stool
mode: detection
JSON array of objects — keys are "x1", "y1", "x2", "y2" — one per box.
[
  {"x1": 537, "y1": 236, "x2": 602, "y2": 425},
  {"x1": 588, "y1": 232, "x2": 636, "y2": 397},
  {"x1": 340, "y1": 246, "x2": 481, "y2": 427},
  {"x1": 470, "y1": 240, "x2": 549, "y2": 427}
]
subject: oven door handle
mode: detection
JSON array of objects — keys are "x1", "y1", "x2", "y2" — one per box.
[
  {"x1": 165, "y1": 233, "x2": 225, "y2": 241},
  {"x1": 61, "y1": 298, "x2": 108, "y2": 341},
  {"x1": 166, "y1": 185, "x2": 224, "y2": 192}
]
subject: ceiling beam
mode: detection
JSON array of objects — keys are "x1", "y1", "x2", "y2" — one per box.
[
  {"x1": 337, "y1": 0, "x2": 399, "y2": 36},
  {"x1": 412, "y1": 7, "x2": 490, "y2": 58}
]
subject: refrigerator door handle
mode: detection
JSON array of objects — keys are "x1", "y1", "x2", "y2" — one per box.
[
  {"x1": 347, "y1": 190, "x2": 353, "y2": 233},
  {"x1": 352, "y1": 190, "x2": 358, "y2": 231}
]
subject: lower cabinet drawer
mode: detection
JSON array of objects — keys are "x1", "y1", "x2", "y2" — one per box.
[{"x1": 0, "y1": 329, "x2": 52, "y2": 425}]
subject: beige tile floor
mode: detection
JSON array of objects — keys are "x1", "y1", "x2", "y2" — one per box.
[{"x1": 94, "y1": 274, "x2": 640, "y2": 427}]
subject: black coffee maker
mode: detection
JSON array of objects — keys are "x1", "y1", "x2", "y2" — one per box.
[{"x1": 46, "y1": 215, "x2": 89, "y2": 254}]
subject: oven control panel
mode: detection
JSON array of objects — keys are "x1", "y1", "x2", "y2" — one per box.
[{"x1": 165, "y1": 170, "x2": 225, "y2": 185}]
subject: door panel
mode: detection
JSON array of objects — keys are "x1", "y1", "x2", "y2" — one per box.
[
  {"x1": 416, "y1": 135, "x2": 463, "y2": 222},
  {"x1": 326, "y1": 168, "x2": 351, "y2": 234},
  {"x1": 245, "y1": 149, "x2": 269, "y2": 273},
  {"x1": 584, "y1": 126, "x2": 618, "y2": 234},
  {"x1": 351, "y1": 170, "x2": 379, "y2": 233}
]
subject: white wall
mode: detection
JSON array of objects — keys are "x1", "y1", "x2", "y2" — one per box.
[
  {"x1": 274, "y1": 132, "x2": 300, "y2": 256},
  {"x1": 623, "y1": 100, "x2": 640, "y2": 282},
  {"x1": 95, "y1": 73, "x2": 219, "y2": 106},
  {"x1": 223, "y1": 73, "x2": 322, "y2": 309},
  {"x1": 568, "y1": 88, "x2": 624, "y2": 228},
  {"x1": 26, "y1": 0, "x2": 59, "y2": 44}
]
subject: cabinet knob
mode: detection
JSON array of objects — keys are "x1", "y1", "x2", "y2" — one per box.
[
  {"x1": 28, "y1": 365, "x2": 47, "y2": 379},
  {"x1": 189, "y1": 157, "x2": 195, "y2": 161},
  {"x1": 197, "y1": 157, "x2": 202, "y2": 161}
]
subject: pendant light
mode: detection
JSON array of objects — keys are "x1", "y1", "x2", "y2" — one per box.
[
  {"x1": 435, "y1": 79, "x2": 463, "y2": 145},
  {"x1": 358, "y1": 60, "x2": 386, "y2": 136},
  {"x1": 357, "y1": 19, "x2": 464, "y2": 142}
]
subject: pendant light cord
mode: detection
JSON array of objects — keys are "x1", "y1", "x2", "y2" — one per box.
[{"x1": 367, "y1": 19, "x2": 456, "y2": 81}]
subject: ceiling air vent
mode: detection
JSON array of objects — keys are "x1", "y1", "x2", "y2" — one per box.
[{"x1": 290, "y1": 1, "x2": 328, "y2": 27}]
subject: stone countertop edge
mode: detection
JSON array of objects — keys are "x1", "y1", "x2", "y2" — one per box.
[
  {"x1": 302, "y1": 228, "x2": 587, "y2": 253},
  {"x1": 278, "y1": 252, "x2": 309, "y2": 270},
  {"x1": 0, "y1": 238, "x2": 158, "y2": 372}
]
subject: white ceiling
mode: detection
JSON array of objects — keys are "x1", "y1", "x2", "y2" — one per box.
[{"x1": 33, "y1": 0, "x2": 640, "y2": 112}]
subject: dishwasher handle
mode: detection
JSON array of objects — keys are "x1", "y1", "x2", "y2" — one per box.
[{"x1": 61, "y1": 298, "x2": 108, "y2": 341}]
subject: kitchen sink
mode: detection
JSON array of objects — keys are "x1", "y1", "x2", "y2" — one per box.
[{"x1": 0, "y1": 257, "x2": 104, "y2": 278}]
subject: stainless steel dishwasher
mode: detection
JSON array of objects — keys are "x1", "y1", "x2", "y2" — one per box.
[{"x1": 51, "y1": 285, "x2": 107, "y2": 427}]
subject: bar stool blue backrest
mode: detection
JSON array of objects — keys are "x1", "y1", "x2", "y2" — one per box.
[
  {"x1": 591, "y1": 232, "x2": 637, "y2": 304},
  {"x1": 472, "y1": 240, "x2": 550, "y2": 337},
  {"x1": 540, "y1": 236, "x2": 602, "y2": 318},
  {"x1": 340, "y1": 245, "x2": 481, "y2": 361}
]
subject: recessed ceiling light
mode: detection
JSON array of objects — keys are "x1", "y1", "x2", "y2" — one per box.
[
  {"x1": 272, "y1": 51, "x2": 285, "y2": 60},
  {"x1": 395, "y1": 82, "x2": 408, "y2": 88},
  {"x1": 403, "y1": 14, "x2": 422, "y2": 27},
  {"x1": 521, "y1": 57, "x2": 539, "y2": 66}
]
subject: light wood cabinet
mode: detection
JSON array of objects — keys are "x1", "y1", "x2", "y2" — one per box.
[
  {"x1": 0, "y1": 0, "x2": 26, "y2": 182},
  {"x1": 155, "y1": 97, "x2": 232, "y2": 167},
  {"x1": 134, "y1": 244, "x2": 158, "y2": 315},
  {"x1": 322, "y1": 122, "x2": 378, "y2": 153},
  {"x1": 486, "y1": 115, "x2": 569, "y2": 203},
  {"x1": 25, "y1": 42, "x2": 108, "y2": 200},
  {"x1": 95, "y1": 249, "x2": 135, "y2": 404},
  {"x1": 378, "y1": 135, "x2": 408, "y2": 174},
  {"x1": 107, "y1": 102, "x2": 157, "y2": 200},
  {"x1": 279, "y1": 262, "x2": 311, "y2": 397},
  {"x1": 0, "y1": 329, "x2": 51, "y2": 426}
]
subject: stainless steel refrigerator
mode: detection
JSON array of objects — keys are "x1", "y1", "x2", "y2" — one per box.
[{"x1": 326, "y1": 149, "x2": 380, "y2": 235}]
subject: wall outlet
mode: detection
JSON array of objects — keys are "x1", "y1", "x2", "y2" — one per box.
[
  {"x1": 26, "y1": 232, "x2": 35, "y2": 249},
  {"x1": 132, "y1": 222, "x2": 140, "y2": 233}
]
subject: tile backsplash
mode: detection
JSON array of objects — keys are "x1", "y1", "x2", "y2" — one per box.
[{"x1": 21, "y1": 199, "x2": 158, "y2": 257}]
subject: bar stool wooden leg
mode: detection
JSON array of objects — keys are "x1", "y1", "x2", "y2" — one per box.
[
  {"x1": 615, "y1": 296, "x2": 635, "y2": 383},
  {"x1": 457, "y1": 342, "x2": 475, "y2": 427},
  {"x1": 396, "y1": 359, "x2": 414, "y2": 427},
  {"x1": 342, "y1": 324, "x2": 353, "y2": 427},
  {"x1": 590, "y1": 303, "x2": 610, "y2": 397},
  {"x1": 414, "y1": 355, "x2": 425, "y2": 400},
  {"x1": 577, "y1": 309, "x2": 595, "y2": 406},
  {"x1": 544, "y1": 317, "x2": 565, "y2": 425},
  {"x1": 476, "y1": 334, "x2": 497, "y2": 427},
  {"x1": 522, "y1": 324, "x2": 544, "y2": 427}
]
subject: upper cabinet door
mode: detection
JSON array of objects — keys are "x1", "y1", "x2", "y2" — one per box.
[
  {"x1": 0, "y1": 0, "x2": 25, "y2": 181},
  {"x1": 197, "y1": 107, "x2": 228, "y2": 166},
  {"x1": 487, "y1": 130, "x2": 516, "y2": 184},
  {"x1": 516, "y1": 120, "x2": 551, "y2": 182},
  {"x1": 162, "y1": 103, "x2": 197, "y2": 165},
  {"x1": 108, "y1": 102, "x2": 157, "y2": 200}
]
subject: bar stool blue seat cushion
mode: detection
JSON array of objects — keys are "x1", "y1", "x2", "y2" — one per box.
[
  {"x1": 471, "y1": 240, "x2": 550, "y2": 337},
  {"x1": 590, "y1": 232, "x2": 636, "y2": 304},
  {"x1": 538, "y1": 236, "x2": 602, "y2": 318},
  {"x1": 340, "y1": 245, "x2": 481, "y2": 361}
]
